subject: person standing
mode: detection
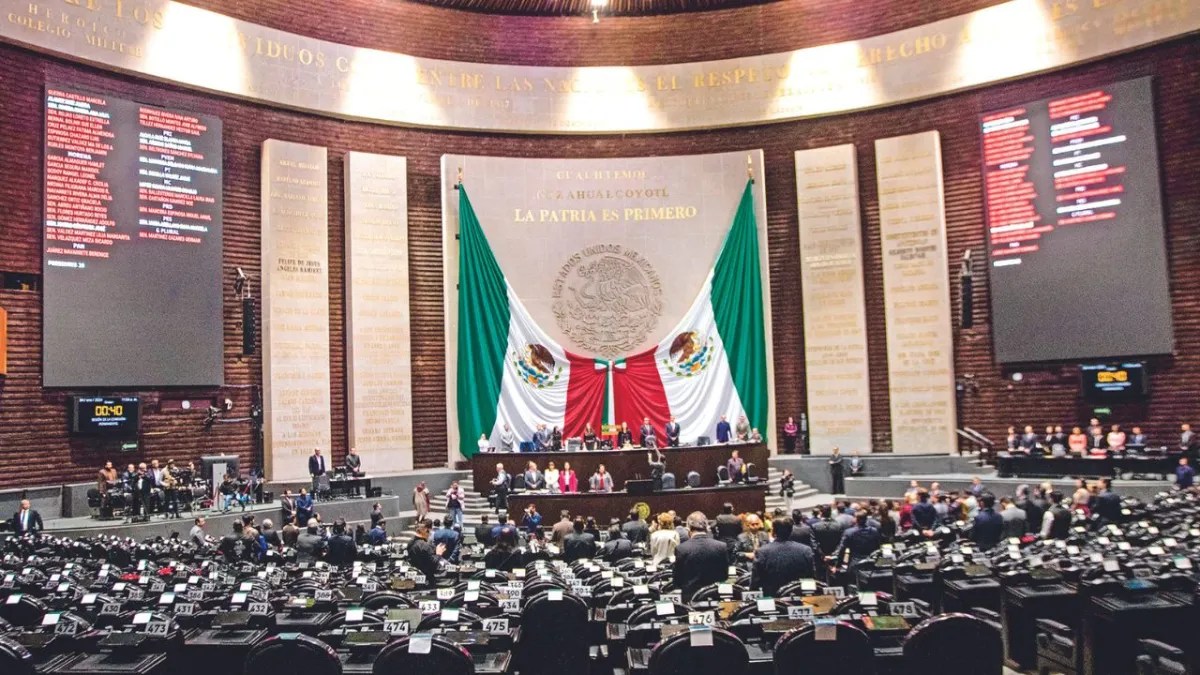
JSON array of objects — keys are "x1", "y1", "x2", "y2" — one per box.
[
  {"x1": 1176, "y1": 457, "x2": 1195, "y2": 489},
  {"x1": 1181, "y1": 423, "x2": 1196, "y2": 458},
  {"x1": 544, "y1": 462, "x2": 561, "y2": 494},
  {"x1": 622, "y1": 509, "x2": 650, "y2": 544},
  {"x1": 295, "y1": 488, "x2": 314, "y2": 527},
  {"x1": 828, "y1": 447, "x2": 845, "y2": 495},
  {"x1": 559, "y1": 462, "x2": 579, "y2": 493},
  {"x1": 999, "y1": 497, "x2": 1027, "y2": 539},
  {"x1": 500, "y1": 424, "x2": 516, "y2": 453},
  {"x1": 308, "y1": 448, "x2": 326, "y2": 498},
  {"x1": 616, "y1": 422, "x2": 634, "y2": 448},
  {"x1": 735, "y1": 415, "x2": 751, "y2": 442},
  {"x1": 445, "y1": 481, "x2": 465, "y2": 528},
  {"x1": 727, "y1": 449, "x2": 746, "y2": 483},
  {"x1": 751, "y1": 518, "x2": 815, "y2": 597},
  {"x1": 649, "y1": 512, "x2": 680, "y2": 564},
  {"x1": 523, "y1": 461, "x2": 544, "y2": 490},
  {"x1": 413, "y1": 482, "x2": 430, "y2": 522},
  {"x1": 11, "y1": 499, "x2": 42, "y2": 536},
  {"x1": 713, "y1": 415, "x2": 732, "y2": 444},
  {"x1": 665, "y1": 416, "x2": 681, "y2": 447},
  {"x1": 491, "y1": 463, "x2": 510, "y2": 515},
  {"x1": 673, "y1": 511, "x2": 730, "y2": 601},
  {"x1": 833, "y1": 511, "x2": 882, "y2": 566},
  {"x1": 477, "y1": 434, "x2": 490, "y2": 455},
  {"x1": 550, "y1": 509, "x2": 573, "y2": 545},
  {"x1": 590, "y1": 464, "x2": 614, "y2": 493},
  {"x1": 583, "y1": 423, "x2": 598, "y2": 451},
  {"x1": 189, "y1": 517, "x2": 208, "y2": 548},
  {"x1": 345, "y1": 447, "x2": 363, "y2": 476},
  {"x1": 782, "y1": 416, "x2": 799, "y2": 454},
  {"x1": 521, "y1": 503, "x2": 543, "y2": 535},
  {"x1": 849, "y1": 451, "x2": 865, "y2": 477},
  {"x1": 971, "y1": 494, "x2": 1004, "y2": 550},
  {"x1": 1107, "y1": 424, "x2": 1127, "y2": 452}
]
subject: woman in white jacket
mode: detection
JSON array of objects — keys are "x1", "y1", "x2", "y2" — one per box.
[
  {"x1": 544, "y1": 462, "x2": 561, "y2": 494},
  {"x1": 649, "y1": 512, "x2": 680, "y2": 564}
]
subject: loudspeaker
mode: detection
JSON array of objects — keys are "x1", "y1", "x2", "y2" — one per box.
[
  {"x1": 242, "y1": 297, "x2": 256, "y2": 355},
  {"x1": 960, "y1": 273, "x2": 974, "y2": 329}
]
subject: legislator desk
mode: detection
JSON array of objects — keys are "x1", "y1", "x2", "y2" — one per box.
[
  {"x1": 470, "y1": 441, "x2": 769, "y2": 493},
  {"x1": 505, "y1": 483, "x2": 764, "y2": 524},
  {"x1": 996, "y1": 452, "x2": 1179, "y2": 479}
]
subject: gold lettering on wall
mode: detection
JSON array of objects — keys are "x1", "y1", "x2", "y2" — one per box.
[
  {"x1": 875, "y1": 131, "x2": 957, "y2": 454},
  {"x1": 261, "y1": 139, "x2": 331, "y2": 482},
  {"x1": 1, "y1": 0, "x2": 1194, "y2": 133}
]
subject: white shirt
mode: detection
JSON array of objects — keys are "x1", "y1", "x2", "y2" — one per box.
[
  {"x1": 649, "y1": 529, "x2": 680, "y2": 564},
  {"x1": 478, "y1": 438, "x2": 490, "y2": 453},
  {"x1": 544, "y1": 469, "x2": 561, "y2": 493}
]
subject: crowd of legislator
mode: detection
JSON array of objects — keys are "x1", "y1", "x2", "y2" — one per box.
[{"x1": 1001, "y1": 418, "x2": 1197, "y2": 456}]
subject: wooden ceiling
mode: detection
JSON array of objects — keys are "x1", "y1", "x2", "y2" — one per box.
[{"x1": 405, "y1": 0, "x2": 780, "y2": 17}]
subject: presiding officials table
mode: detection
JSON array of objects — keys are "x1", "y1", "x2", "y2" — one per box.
[
  {"x1": 505, "y1": 483, "x2": 765, "y2": 524},
  {"x1": 996, "y1": 452, "x2": 1180, "y2": 479},
  {"x1": 469, "y1": 441, "x2": 769, "y2": 493}
]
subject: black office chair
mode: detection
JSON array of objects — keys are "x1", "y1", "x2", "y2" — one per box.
[
  {"x1": 361, "y1": 590, "x2": 416, "y2": 610},
  {"x1": 627, "y1": 602, "x2": 691, "y2": 626},
  {"x1": 517, "y1": 589, "x2": 589, "y2": 675},
  {"x1": 773, "y1": 622, "x2": 874, "y2": 675},
  {"x1": 372, "y1": 635, "x2": 475, "y2": 675},
  {"x1": 242, "y1": 633, "x2": 341, "y2": 675},
  {"x1": 0, "y1": 594, "x2": 48, "y2": 627},
  {"x1": 691, "y1": 582, "x2": 746, "y2": 603},
  {"x1": 903, "y1": 613, "x2": 1002, "y2": 675},
  {"x1": 686, "y1": 472, "x2": 702, "y2": 488},
  {"x1": 0, "y1": 636, "x2": 34, "y2": 675},
  {"x1": 717, "y1": 467, "x2": 732, "y2": 485},
  {"x1": 648, "y1": 626, "x2": 749, "y2": 675}
]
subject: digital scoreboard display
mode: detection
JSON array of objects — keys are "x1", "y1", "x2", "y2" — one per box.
[
  {"x1": 72, "y1": 396, "x2": 141, "y2": 436},
  {"x1": 1080, "y1": 363, "x2": 1148, "y2": 402},
  {"x1": 981, "y1": 77, "x2": 1174, "y2": 363},
  {"x1": 43, "y1": 86, "x2": 224, "y2": 387}
]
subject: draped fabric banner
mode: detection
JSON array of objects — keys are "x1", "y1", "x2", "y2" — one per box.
[
  {"x1": 795, "y1": 144, "x2": 873, "y2": 454},
  {"x1": 875, "y1": 131, "x2": 958, "y2": 454},
  {"x1": 456, "y1": 182, "x2": 767, "y2": 458}
]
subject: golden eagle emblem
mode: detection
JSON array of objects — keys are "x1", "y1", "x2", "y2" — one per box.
[
  {"x1": 663, "y1": 331, "x2": 714, "y2": 378},
  {"x1": 512, "y1": 343, "x2": 563, "y2": 389}
]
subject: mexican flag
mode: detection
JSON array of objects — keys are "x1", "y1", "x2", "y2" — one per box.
[{"x1": 457, "y1": 181, "x2": 766, "y2": 458}]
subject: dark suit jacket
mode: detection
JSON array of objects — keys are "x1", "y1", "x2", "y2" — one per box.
[
  {"x1": 475, "y1": 524, "x2": 495, "y2": 547},
  {"x1": 971, "y1": 509, "x2": 1005, "y2": 550},
  {"x1": 751, "y1": 540, "x2": 815, "y2": 597},
  {"x1": 621, "y1": 520, "x2": 650, "y2": 545},
  {"x1": 673, "y1": 534, "x2": 731, "y2": 601},
  {"x1": 308, "y1": 455, "x2": 326, "y2": 476},
  {"x1": 326, "y1": 534, "x2": 357, "y2": 564},
  {"x1": 562, "y1": 532, "x2": 598, "y2": 562},
  {"x1": 12, "y1": 509, "x2": 43, "y2": 535},
  {"x1": 665, "y1": 423, "x2": 681, "y2": 445},
  {"x1": 714, "y1": 513, "x2": 742, "y2": 543},
  {"x1": 788, "y1": 524, "x2": 821, "y2": 555},
  {"x1": 811, "y1": 519, "x2": 845, "y2": 556}
]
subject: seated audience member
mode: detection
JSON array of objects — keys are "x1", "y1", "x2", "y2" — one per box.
[
  {"x1": 971, "y1": 494, "x2": 1004, "y2": 551},
  {"x1": 407, "y1": 520, "x2": 445, "y2": 582},
  {"x1": 751, "y1": 517, "x2": 815, "y2": 597},
  {"x1": 563, "y1": 518, "x2": 598, "y2": 562},
  {"x1": 1107, "y1": 424, "x2": 1127, "y2": 452},
  {"x1": 1068, "y1": 426, "x2": 1088, "y2": 455},
  {"x1": 649, "y1": 512, "x2": 681, "y2": 564},
  {"x1": 601, "y1": 524, "x2": 634, "y2": 562},
  {"x1": 848, "y1": 452, "x2": 865, "y2": 476},
  {"x1": 727, "y1": 449, "x2": 747, "y2": 483},
  {"x1": 833, "y1": 511, "x2": 881, "y2": 566},
  {"x1": 673, "y1": 511, "x2": 730, "y2": 601}
]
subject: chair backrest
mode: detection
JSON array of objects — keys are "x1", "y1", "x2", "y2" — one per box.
[
  {"x1": 687, "y1": 472, "x2": 702, "y2": 488},
  {"x1": 517, "y1": 590, "x2": 590, "y2": 675},
  {"x1": 903, "y1": 613, "x2": 1002, "y2": 675},
  {"x1": 0, "y1": 635, "x2": 35, "y2": 675},
  {"x1": 628, "y1": 602, "x2": 691, "y2": 626},
  {"x1": 512, "y1": 474, "x2": 526, "y2": 490},
  {"x1": 243, "y1": 633, "x2": 341, "y2": 675},
  {"x1": 662, "y1": 473, "x2": 677, "y2": 490},
  {"x1": 717, "y1": 466, "x2": 730, "y2": 482},
  {"x1": 648, "y1": 626, "x2": 749, "y2": 675},
  {"x1": 691, "y1": 582, "x2": 746, "y2": 603},
  {"x1": 373, "y1": 635, "x2": 475, "y2": 675},
  {"x1": 773, "y1": 621, "x2": 874, "y2": 675},
  {"x1": 0, "y1": 594, "x2": 48, "y2": 627}
]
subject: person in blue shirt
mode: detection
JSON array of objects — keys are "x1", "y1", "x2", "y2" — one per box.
[
  {"x1": 295, "y1": 489, "x2": 314, "y2": 527},
  {"x1": 833, "y1": 511, "x2": 881, "y2": 566},
  {"x1": 521, "y1": 503, "x2": 543, "y2": 535},
  {"x1": 715, "y1": 415, "x2": 732, "y2": 444},
  {"x1": 970, "y1": 493, "x2": 1005, "y2": 551},
  {"x1": 1176, "y1": 457, "x2": 1195, "y2": 489},
  {"x1": 911, "y1": 489, "x2": 939, "y2": 531},
  {"x1": 367, "y1": 519, "x2": 387, "y2": 545}
]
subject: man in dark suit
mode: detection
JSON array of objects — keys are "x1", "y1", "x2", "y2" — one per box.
[
  {"x1": 1128, "y1": 426, "x2": 1148, "y2": 450},
  {"x1": 640, "y1": 417, "x2": 656, "y2": 448},
  {"x1": 714, "y1": 503, "x2": 742, "y2": 546},
  {"x1": 326, "y1": 518, "x2": 357, "y2": 564},
  {"x1": 1014, "y1": 484, "x2": 1045, "y2": 535},
  {"x1": 621, "y1": 510, "x2": 649, "y2": 545},
  {"x1": 1020, "y1": 425, "x2": 1039, "y2": 452},
  {"x1": 911, "y1": 490, "x2": 939, "y2": 531},
  {"x1": 279, "y1": 489, "x2": 296, "y2": 525},
  {"x1": 833, "y1": 511, "x2": 881, "y2": 566},
  {"x1": 811, "y1": 505, "x2": 845, "y2": 558},
  {"x1": 405, "y1": 521, "x2": 445, "y2": 586},
  {"x1": 715, "y1": 415, "x2": 732, "y2": 444},
  {"x1": 475, "y1": 515, "x2": 496, "y2": 547},
  {"x1": 12, "y1": 499, "x2": 43, "y2": 536},
  {"x1": 970, "y1": 493, "x2": 1004, "y2": 551},
  {"x1": 665, "y1": 416, "x2": 681, "y2": 447},
  {"x1": 789, "y1": 509, "x2": 821, "y2": 556},
  {"x1": 562, "y1": 518, "x2": 598, "y2": 562},
  {"x1": 828, "y1": 448, "x2": 845, "y2": 494},
  {"x1": 673, "y1": 511, "x2": 730, "y2": 601},
  {"x1": 308, "y1": 448, "x2": 326, "y2": 497},
  {"x1": 752, "y1": 519, "x2": 815, "y2": 596},
  {"x1": 1094, "y1": 478, "x2": 1122, "y2": 523}
]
